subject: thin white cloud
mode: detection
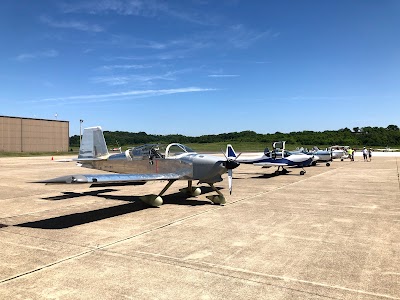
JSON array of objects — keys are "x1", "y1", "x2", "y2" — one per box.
[
  {"x1": 40, "y1": 15, "x2": 104, "y2": 32},
  {"x1": 104, "y1": 50, "x2": 187, "y2": 61},
  {"x1": 106, "y1": 34, "x2": 167, "y2": 49},
  {"x1": 61, "y1": 0, "x2": 151, "y2": 16},
  {"x1": 100, "y1": 64, "x2": 153, "y2": 70},
  {"x1": 27, "y1": 87, "x2": 216, "y2": 104},
  {"x1": 15, "y1": 49, "x2": 59, "y2": 62},
  {"x1": 208, "y1": 74, "x2": 239, "y2": 78},
  {"x1": 91, "y1": 73, "x2": 175, "y2": 86},
  {"x1": 289, "y1": 96, "x2": 354, "y2": 101},
  {"x1": 61, "y1": 0, "x2": 217, "y2": 25},
  {"x1": 91, "y1": 76, "x2": 132, "y2": 86},
  {"x1": 227, "y1": 24, "x2": 278, "y2": 49},
  {"x1": 91, "y1": 69, "x2": 193, "y2": 86}
]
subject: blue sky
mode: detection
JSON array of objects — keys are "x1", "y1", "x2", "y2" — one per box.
[{"x1": 1, "y1": 0, "x2": 399, "y2": 136}]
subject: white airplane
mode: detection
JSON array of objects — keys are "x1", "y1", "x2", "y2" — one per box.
[
  {"x1": 226, "y1": 141, "x2": 314, "y2": 175},
  {"x1": 329, "y1": 145, "x2": 349, "y2": 160},
  {"x1": 375, "y1": 147, "x2": 399, "y2": 152},
  {"x1": 308, "y1": 147, "x2": 332, "y2": 166},
  {"x1": 39, "y1": 126, "x2": 240, "y2": 207}
]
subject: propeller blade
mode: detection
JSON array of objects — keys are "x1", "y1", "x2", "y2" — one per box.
[
  {"x1": 228, "y1": 169, "x2": 233, "y2": 195},
  {"x1": 221, "y1": 148, "x2": 228, "y2": 160}
]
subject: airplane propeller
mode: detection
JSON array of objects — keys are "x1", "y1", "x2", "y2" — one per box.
[{"x1": 222, "y1": 150, "x2": 241, "y2": 194}]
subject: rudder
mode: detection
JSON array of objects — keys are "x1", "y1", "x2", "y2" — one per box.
[
  {"x1": 226, "y1": 144, "x2": 237, "y2": 159},
  {"x1": 78, "y1": 126, "x2": 109, "y2": 159}
]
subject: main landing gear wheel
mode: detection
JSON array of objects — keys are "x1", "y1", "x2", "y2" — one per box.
[
  {"x1": 300, "y1": 170, "x2": 306, "y2": 175},
  {"x1": 179, "y1": 187, "x2": 201, "y2": 197},
  {"x1": 140, "y1": 180, "x2": 176, "y2": 207},
  {"x1": 326, "y1": 162, "x2": 331, "y2": 167},
  {"x1": 140, "y1": 195, "x2": 163, "y2": 207},
  {"x1": 311, "y1": 161, "x2": 317, "y2": 166}
]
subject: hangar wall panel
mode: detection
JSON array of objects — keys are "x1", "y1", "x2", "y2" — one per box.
[{"x1": 0, "y1": 116, "x2": 69, "y2": 152}]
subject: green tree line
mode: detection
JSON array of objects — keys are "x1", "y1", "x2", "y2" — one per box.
[{"x1": 69, "y1": 125, "x2": 400, "y2": 149}]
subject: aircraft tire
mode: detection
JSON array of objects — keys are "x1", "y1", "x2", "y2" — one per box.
[
  {"x1": 140, "y1": 195, "x2": 163, "y2": 207},
  {"x1": 300, "y1": 171, "x2": 306, "y2": 175},
  {"x1": 192, "y1": 187, "x2": 201, "y2": 196}
]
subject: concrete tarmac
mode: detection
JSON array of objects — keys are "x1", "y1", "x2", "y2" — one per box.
[{"x1": 0, "y1": 155, "x2": 399, "y2": 299}]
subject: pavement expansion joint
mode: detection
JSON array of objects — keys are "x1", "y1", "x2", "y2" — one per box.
[{"x1": 96, "y1": 248, "x2": 400, "y2": 300}]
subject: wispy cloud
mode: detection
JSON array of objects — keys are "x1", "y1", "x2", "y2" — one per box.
[
  {"x1": 15, "y1": 49, "x2": 59, "y2": 62},
  {"x1": 99, "y1": 64, "x2": 153, "y2": 70},
  {"x1": 101, "y1": 24, "x2": 276, "y2": 55},
  {"x1": 105, "y1": 34, "x2": 167, "y2": 49},
  {"x1": 208, "y1": 74, "x2": 239, "y2": 78},
  {"x1": 91, "y1": 73, "x2": 173, "y2": 86},
  {"x1": 61, "y1": 0, "x2": 155, "y2": 16},
  {"x1": 60, "y1": 0, "x2": 218, "y2": 25},
  {"x1": 40, "y1": 15, "x2": 104, "y2": 32},
  {"x1": 91, "y1": 69, "x2": 193, "y2": 86},
  {"x1": 227, "y1": 24, "x2": 279, "y2": 49},
  {"x1": 27, "y1": 87, "x2": 216, "y2": 104},
  {"x1": 103, "y1": 48, "x2": 194, "y2": 62},
  {"x1": 289, "y1": 96, "x2": 354, "y2": 101}
]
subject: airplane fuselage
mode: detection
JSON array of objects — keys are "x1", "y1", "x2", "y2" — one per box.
[
  {"x1": 81, "y1": 152, "x2": 228, "y2": 184},
  {"x1": 237, "y1": 154, "x2": 313, "y2": 167}
]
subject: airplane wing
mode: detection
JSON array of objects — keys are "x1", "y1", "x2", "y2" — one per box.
[
  {"x1": 253, "y1": 162, "x2": 288, "y2": 167},
  {"x1": 38, "y1": 172, "x2": 189, "y2": 184}
]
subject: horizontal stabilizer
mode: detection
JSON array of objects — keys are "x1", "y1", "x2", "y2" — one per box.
[{"x1": 73, "y1": 157, "x2": 105, "y2": 162}]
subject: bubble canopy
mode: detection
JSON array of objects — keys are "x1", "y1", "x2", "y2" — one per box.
[{"x1": 165, "y1": 143, "x2": 195, "y2": 158}]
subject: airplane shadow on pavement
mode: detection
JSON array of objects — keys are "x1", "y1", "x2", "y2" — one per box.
[{"x1": 15, "y1": 187, "x2": 217, "y2": 230}]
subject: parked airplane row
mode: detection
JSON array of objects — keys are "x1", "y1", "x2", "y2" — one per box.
[{"x1": 39, "y1": 126, "x2": 344, "y2": 207}]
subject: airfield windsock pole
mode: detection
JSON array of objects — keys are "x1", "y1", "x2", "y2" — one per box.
[{"x1": 80, "y1": 119, "x2": 84, "y2": 145}]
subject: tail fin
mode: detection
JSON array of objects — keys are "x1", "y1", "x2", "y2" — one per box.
[
  {"x1": 226, "y1": 144, "x2": 237, "y2": 159},
  {"x1": 78, "y1": 126, "x2": 109, "y2": 159}
]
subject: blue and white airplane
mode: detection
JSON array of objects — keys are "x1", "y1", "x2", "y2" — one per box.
[{"x1": 226, "y1": 141, "x2": 314, "y2": 175}]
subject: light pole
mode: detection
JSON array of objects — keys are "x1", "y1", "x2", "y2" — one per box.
[{"x1": 80, "y1": 119, "x2": 84, "y2": 145}]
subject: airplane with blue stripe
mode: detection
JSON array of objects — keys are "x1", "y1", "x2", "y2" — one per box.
[{"x1": 226, "y1": 141, "x2": 314, "y2": 175}]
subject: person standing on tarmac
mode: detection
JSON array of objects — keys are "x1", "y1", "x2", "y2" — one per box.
[
  {"x1": 368, "y1": 148, "x2": 372, "y2": 162},
  {"x1": 363, "y1": 147, "x2": 368, "y2": 161},
  {"x1": 348, "y1": 148, "x2": 354, "y2": 161}
]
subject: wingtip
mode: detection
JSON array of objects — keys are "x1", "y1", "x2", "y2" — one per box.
[{"x1": 34, "y1": 175, "x2": 88, "y2": 184}]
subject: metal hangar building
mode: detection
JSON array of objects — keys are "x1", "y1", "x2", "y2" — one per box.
[{"x1": 0, "y1": 115, "x2": 69, "y2": 152}]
